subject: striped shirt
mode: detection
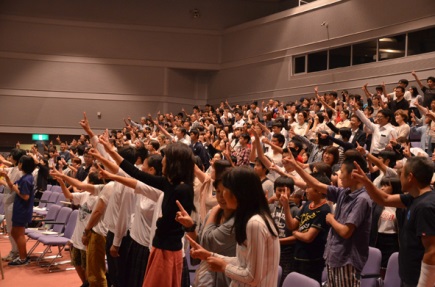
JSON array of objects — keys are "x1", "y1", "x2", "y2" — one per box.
[{"x1": 216, "y1": 214, "x2": 280, "y2": 287}]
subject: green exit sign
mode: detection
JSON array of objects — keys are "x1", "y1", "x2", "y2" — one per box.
[{"x1": 32, "y1": 134, "x2": 49, "y2": 141}]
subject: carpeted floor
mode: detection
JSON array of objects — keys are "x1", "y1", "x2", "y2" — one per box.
[{"x1": 0, "y1": 232, "x2": 82, "y2": 287}]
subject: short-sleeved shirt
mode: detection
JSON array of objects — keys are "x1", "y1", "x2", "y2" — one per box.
[
  {"x1": 12, "y1": 173, "x2": 35, "y2": 225},
  {"x1": 399, "y1": 191, "x2": 435, "y2": 285},
  {"x1": 324, "y1": 186, "x2": 372, "y2": 271},
  {"x1": 294, "y1": 202, "x2": 331, "y2": 261}
]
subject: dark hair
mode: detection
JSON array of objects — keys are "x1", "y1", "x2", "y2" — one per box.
[
  {"x1": 272, "y1": 133, "x2": 285, "y2": 145},
  {"x1": 254, "y1": 158, "x2": 269, "y2": 175},
  {"x1": 339, "y1": 127, "x2": 352, "y2": 141},
  {"x1": 149, "y1": 140, "x2": 160, "y2": 151},
  {"x1": 403, "y1": 157, "x2": 434, "y2": 188},
  {"x1": 274, "y1": 176, "x2": 294, "y2": 193},
  {"x1": 88, "y1": 171, "x2": 104, "y2": 185},
  {"x1": 378, "y1": 109, "x2": 393, "y2": 122},
  {"x1": 118, "y1": 146, "x2": 136, "y2": 165},
  {"x1": 163, "y1": 143, "x2": 194, "y2": 185},
  {"x1": 311, "y1": 172, "x2": 331, "y2": 186},
  {"x1": 239, "y1": 133, "x2": 251, "y2": 143},
  {"x1": 316, "y1": 112, "x2": 325, "y2": 123},
  {"x1": 10, "y1": 148, "x2": 27, "y2": 165},
  {"x1": 271, "y1": 121, "x2": 282, "y2": 129},
  {"x1": 290, "y1": 139, "x2": 303, "y2": 151},
  {"x1": 213, "y1": 160, "x2": 232, "y2": 180},
  {"x1": 19, "y1": 155, "x2": 36, "y2": 174},
  {"x1": 190, "y1": 129, "x2": 200, "y2": 137},
  {"x1": 396, "y1": 86, "x2": 405, "y2": 93},
  {"x1": 379, "y1": 151, "x2": 397, "y2": 168},
  {"x1": 427, "y1": 76, "x2": 435, "y2": 83},
  {"x1": 147, "y1": 154, "x2": 163, "y2": 176},
  {"x1": 193, "y1": 155, "x2": 204, "y2": 171},
  {"x1": 136, "y1": 147, "x2": 149, "y2": 162},
  {"x1": 380, "y1": 176, "x2": 402, "y2": 195},
  {"x1": 222, "y1": 167, "x2": 277, "y2": 245},
  {"x1": 398, "y1": 79, "x2": 409, "y2": 86},
  {"x1": 323, "y1": 146, "x2": 340, "y2": 166},
  {"x1": 310, "y1": 162, "x2": 332, "y2": 179},
  {"x1": 409, "y1": 86, "x2": 419, "y2": 97},
  {"x1": 342, "y1": 150, "x2": 368, "y2": 173},
  {"x1": 329, "y1": 91, "x2": 338, "y2": 98}
]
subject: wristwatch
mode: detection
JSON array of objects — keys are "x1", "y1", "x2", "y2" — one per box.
[{"x1": 182, "y1": 221, "x2": 197, "y2": 232}]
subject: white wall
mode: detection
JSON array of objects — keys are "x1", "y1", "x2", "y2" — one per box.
[
  {"x1": 0, "y1": 0, "x2": 434, "y2": 136},
  {"x1": 208, "y1": 0, "x2": 435, "y2": 105}
]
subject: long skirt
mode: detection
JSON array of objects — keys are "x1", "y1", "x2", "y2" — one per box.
[{"x1": 142, "y1": 248, "x2": 183, "y2": 287}]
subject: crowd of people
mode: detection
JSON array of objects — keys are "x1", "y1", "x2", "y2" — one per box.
[{"x1": 0, "y1": 70, "x2": 435, "y2": 287}]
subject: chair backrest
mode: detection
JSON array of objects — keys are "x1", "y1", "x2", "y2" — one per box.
[
  {"x1": 51, "y1": 207, "x2": 72, "y2": 233},
  {"x1": 46, "y1": 184, "x2": 52, "y2": 191},
  {"x1": 51, "y1": 186, "x2": 62, "y2": 193},
  {"x1": 63, "y1": 210, "x2": 79, "y2": 239},
  {"x1": 38, "y1": 191, "x2": 53, "y2": 208},
  {"x1": 282, "y1": 272, "x2": 320, "y2": 287},
  {"x1": 361, "y1": 247, "x2": 382, "y2": 287},
  {"x1": 55, "y1": 193, "x2": 66, "y2": 206},
  {"x1": 383, "y1": 252, "x2": 401, "y2": 287},
  {"x1": 46, "y1": 192, "x2": 60, "y2": 209},
  {"x1": 277, "y1": 266, "x2": 282, "y2": 287},
  {"x1": 43, "y1": 204, "x2": 61, "y2": 222}
]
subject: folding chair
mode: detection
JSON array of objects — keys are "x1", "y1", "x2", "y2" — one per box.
[
  {"x1": 37, "y1": 210, "x2": 78, "y2": 272},
  {"x1": 50, "y1": 186, "x2": 62, "y2": 193},
  {"x1": 33, "y1": 190, "x2": 53, "y2": 213},
  {"x1": 27, "y1": 207, "x2": 72, "y2": 257},
  {"x1": 26, "y1": 204, "x2": 61, "y2": 235},
  {"x1": 35, "y1": 192, "x2": 59, "y2": 216},
  {"x1": 282, "y1": 272, "x2": 320, "y2": 287},
  {"x1": 360, "y1": 247, "x2": 382, "y2": 287},
  {"x1": 382, "y1": 252, "x2": 401, "y2": 287}
]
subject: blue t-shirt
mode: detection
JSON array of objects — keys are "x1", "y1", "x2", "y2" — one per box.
[{"x1": 12, "y1": 173, "x2": 35, "y2": 225}]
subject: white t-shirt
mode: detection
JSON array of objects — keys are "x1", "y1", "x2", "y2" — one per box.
[
  {"x1": 377, "y1": 206, "x2": 397, "y2": 234},
  {"x1": 92, "y1": 182, "x2": 115, "y2": 237},
  {"x1": 70, "y1": 192, "x2": 98, "y2": 250}
]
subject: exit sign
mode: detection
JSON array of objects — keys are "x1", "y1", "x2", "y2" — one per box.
[{"x1": 32, "y1": 134, "x2": 49, "y2": 141}]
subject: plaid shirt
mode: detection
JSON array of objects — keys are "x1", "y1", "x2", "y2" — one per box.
[{"x1": 233, "y1": 146, "x2": 251, "y2": 166}]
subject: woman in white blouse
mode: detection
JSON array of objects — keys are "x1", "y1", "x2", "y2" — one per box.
[
  {"x1": 291, "y1": 111, "x2": 309, "y2": 136},
  {"x1": 187, "y1": 167, "x2": 280, "y2": 287},
  {"x1": 393, "y1": 109, "x2": 410, "y2": 139}
]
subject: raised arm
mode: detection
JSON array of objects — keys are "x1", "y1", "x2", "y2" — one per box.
[
  {"x1": 50, "y1": 168, "x2": 96, "y2": 193},
  {"x1": 282, "y1": 153, "x2": 328, "y2": 194},
  {"x1": 351, "y1": 161, "x2": 405, "y2": 208},
  {"x1": 251, "y1": 128, "x2": 273, "y2": 169},
  {"x1": 194, "y1": 164, "x2": 207, "y2": 184},
  {"x1": 279, "y1": 193, "x2": 299, "y2": 230},
  {"x1": 87, "y1": 147, "x2": 120, "y2": 174},
  {"x1": 79, "y1": 112, "x2": 96, "y2": 139},
  {"x1": 99, "y1": 167, "x2": 137, "y2": 189},
  {"x1": 362, "y1": 83, "x2": 373, "y2": 100},
  {"x1": 411, "y1": 70, "x2": 425, "y2": 89}
]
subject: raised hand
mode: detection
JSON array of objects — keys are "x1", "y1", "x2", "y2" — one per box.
[
  {"x1": 355, "y1": 142, "x2": 366, "y2": 155},
  {"x1": 175, "y1": 200, "x2": 195, "y2": 228},
  {"x1": 79, "y1": 112, "x2": 91, "y2": 131},
  {"x1": 351, "y1": 160, "x2": 370, "y2": 185},
  {"x1": 185, "y1": 235, "x2": 211, "y2": 261}
]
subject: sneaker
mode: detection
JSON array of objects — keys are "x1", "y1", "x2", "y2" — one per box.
[
  {"x1": 8, "y1": 257, "x2": 29, "y2": 266},
  {"x1": 2, "y1": 252, "x2": 18, "y2": 262}
]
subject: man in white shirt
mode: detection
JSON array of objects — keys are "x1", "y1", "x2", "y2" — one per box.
[{"x1": 354, "y1": 107, "x2": 395, "y2": 155}]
